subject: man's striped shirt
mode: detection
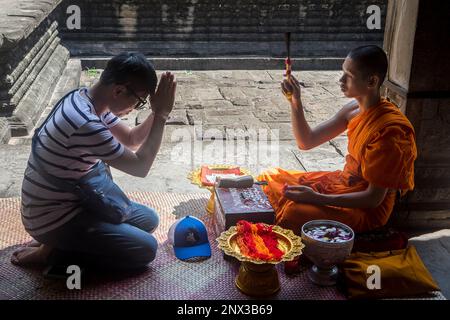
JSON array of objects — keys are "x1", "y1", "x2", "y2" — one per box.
[{"x1": 21, "y1": 88, "x2": 125, "y2": 236}]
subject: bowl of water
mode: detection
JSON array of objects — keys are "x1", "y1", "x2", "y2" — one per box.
[{"x1": 301, "y1": 220, "x2": 354, "y2": 286}]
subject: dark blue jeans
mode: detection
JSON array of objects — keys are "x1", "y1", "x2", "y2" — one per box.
[{"x1": 34, "y1": 202, "x2": 159, "y2": 270}]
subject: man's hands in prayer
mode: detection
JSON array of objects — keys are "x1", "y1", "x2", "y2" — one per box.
[
  {"x1": 150, "y1": 71, "x2": 177, "y2": 119},
  {"x1": 281, "y1": 75, "x2": 302, "y2": 107},
  {"x1": 283, "y1": 184, "x2": 320, "y2": 204}
]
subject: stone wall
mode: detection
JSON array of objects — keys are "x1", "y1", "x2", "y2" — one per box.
[
  {"x1": 56, "y1": 0, "x2": 387, "y2": 57},
  {"x1": 0, "y1": 0, "x2": 69, "y2": 143},
  {"x1": 383, "y1": 0, "x2": 450, "y2": 229}
]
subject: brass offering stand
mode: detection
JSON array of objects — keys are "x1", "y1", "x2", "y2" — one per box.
[{"x1": 217, "y1": 225, "x2": 304, "y2": 297}]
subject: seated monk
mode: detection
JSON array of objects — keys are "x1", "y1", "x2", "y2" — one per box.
[{"x1": 258, "y1": 45, "x2": 417, "y2": 235}]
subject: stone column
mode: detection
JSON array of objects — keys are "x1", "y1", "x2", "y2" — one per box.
[{"x1": 382, "y1": 0, "x2": 450, "y2": 229}]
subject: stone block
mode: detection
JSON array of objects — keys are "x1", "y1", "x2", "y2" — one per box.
[
  {"x1": 10, "y1": 44, "x2": 69, "y2": 137},
  {"x1": 195, "y1": 124, "x2": 226, "y2": 141},
  {"x1": 248, "y1": 70, "x2": 274, "y2": 83},
  {"x1": 0, "y1": 0, "x2": 61, "y2": 50},
  {"x1": 0, "y1": 118, "x2": 11, "y2": 143},
  {"x1": 251, "y1": 98, "x2": 281, "y2": 112},
  {"x1": 329, "y1": 134, "x2": 349, "y2": 157},
  {"x1": 186, "y1": 109, "x2": 204, "y2": 125},
  {"x1": 163, "y1": 125, "x2": 195, "y2": 144},
  {"x1": 198, "y1": 100, "x2": 235, "y2": 110},
  {"x1": 194, "y1": 87, "x2": 223, "y2": 100},
  {"x1": 46, "y1": 58, "x2": 81, "y2": 107},
  {"x1": 291, "y1": 144, "x2": 346, "y2": 172},
  {"x1": 267, "y1": 122, "x2": 296, "y2": 141},
  {"x1": 203, "y1": 109, "x2": 249, "y2": 117},
  {"x1": 4, "y1": 22, "x2": 58, "y2": 85},
  {"x1": 136, "y1": 106, "x2": 189, "y2": 126},
  {"x1": 166, "y1": 109, "x2": 189, "y2": 125},
  {"x1": 218, "y1": 86, "x2": 251, "y2": 106},
  {"x1": 135, "y1": 109, "x2": 151, "y2": 126}
]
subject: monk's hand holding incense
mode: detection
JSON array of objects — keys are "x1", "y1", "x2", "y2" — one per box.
[
  {"x1": 283, "y1": 185, "x2": 320, "y2": 204},
  {"x1": 150, "y1": 71, "x2": 177, "y2": 119},
  {"x1": 281, "y1": 74, "x2": 302, "y2": 108}
]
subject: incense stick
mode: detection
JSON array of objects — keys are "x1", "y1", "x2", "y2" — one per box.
[
  {"x1": 284, "y1": 32, "x2": 292, "y2": 81},
  {"x1": 285, "y1": 32, "x2": 291, "y2": 60},
  {"x1": 283, "y1": 32, "x2": 293, "y2": 100}
]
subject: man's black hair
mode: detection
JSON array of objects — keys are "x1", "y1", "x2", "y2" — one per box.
[
  {"x1": 100, "y1": 52, "x2": 157, "y2": 94},
  {"x1": 347, "y1": 45, "x2": 388, "y2": 87}
]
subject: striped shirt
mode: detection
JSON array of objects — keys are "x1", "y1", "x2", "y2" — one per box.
[{"x1": 21, "y1": 88, "x2": 125, "y2": 236}]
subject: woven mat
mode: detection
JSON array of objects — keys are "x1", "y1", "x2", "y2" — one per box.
[{"x1": 0, "y1": 192, "x2": 348, "y2": 300}]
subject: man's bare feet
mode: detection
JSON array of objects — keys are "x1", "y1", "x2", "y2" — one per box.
[
  {"x1": 11, "y1": 244, "x2": 52, "y2": 267},
  {"x1": 26, "y1": 239, "x2": 41, "y2": 247}
]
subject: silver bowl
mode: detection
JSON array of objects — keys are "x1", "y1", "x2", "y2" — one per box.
[{"x1": 301, "y1": 220, "x2": 354, "y2": 286}]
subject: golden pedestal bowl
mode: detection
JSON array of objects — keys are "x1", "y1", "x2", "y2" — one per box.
[{"x1": 217, "y1": 225, "x2": 304, "y2": 297}]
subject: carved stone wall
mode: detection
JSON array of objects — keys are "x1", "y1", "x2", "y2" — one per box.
[
  {"x1": 56, "y1": 0, "x2": 387, "y2": 57},
  {"x1": 0, "y1": 0, "x2": 69, "y2": 142}
]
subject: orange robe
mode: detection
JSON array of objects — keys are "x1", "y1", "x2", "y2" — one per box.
[{"x1": 258, "y1": 99, "x2": 417, "y2": 234}]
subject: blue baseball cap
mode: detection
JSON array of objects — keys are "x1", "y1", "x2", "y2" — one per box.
[{"x1": 168, "y1": 216, "x2": 211, "y2": 261}]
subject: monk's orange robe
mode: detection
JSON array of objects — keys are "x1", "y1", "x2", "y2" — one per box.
[{"x1": 258, "y1": 99, "x2": 417, "y2": 234}]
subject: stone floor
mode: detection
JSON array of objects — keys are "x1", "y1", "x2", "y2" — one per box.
[
  {"x1": 1, "y1": 67, "x2": 449, "y2": 299},
  {"x1": 4, "y1": 68, "x2": 351, "y2": 196}
]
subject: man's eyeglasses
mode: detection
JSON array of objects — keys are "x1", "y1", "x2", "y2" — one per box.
[{"x1": 126, "y1": 85, "x2": 148, "y2": 110}]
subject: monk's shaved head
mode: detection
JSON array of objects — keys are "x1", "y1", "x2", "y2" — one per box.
[{"x1": 347, "y1": 45, "x2": 388, "y2": 87}]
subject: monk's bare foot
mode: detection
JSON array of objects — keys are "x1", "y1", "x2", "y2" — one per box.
[{"x1": 11, "y1": 244, "x2": 52, "y2": 267}]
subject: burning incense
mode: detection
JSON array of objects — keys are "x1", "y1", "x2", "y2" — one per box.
[
  {"x1": 283, "y1": 32, "x2": 293, "y2": 100},
  {"x1": 285, "y1": 32, "x2": 292, "y2": 80}
]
